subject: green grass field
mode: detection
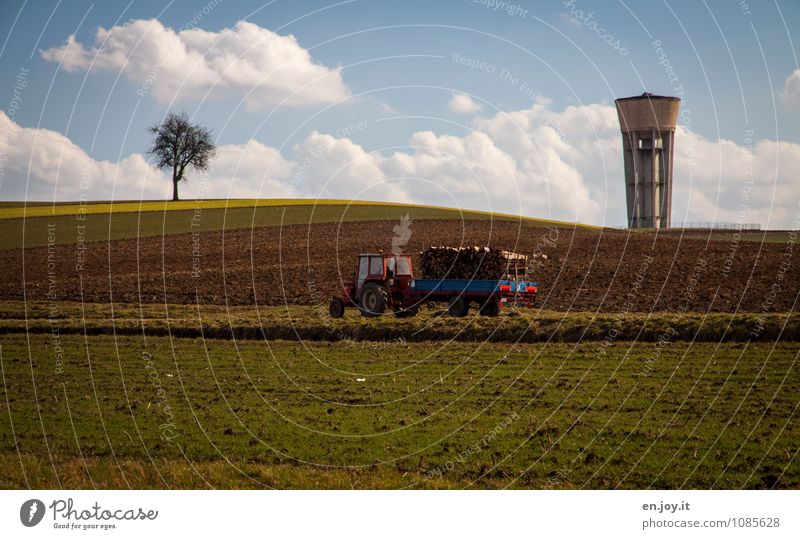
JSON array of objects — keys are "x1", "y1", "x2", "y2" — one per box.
[
  {"x1": 0, "y1": 198, "x2": 587, "y2": 220},
  {"x1": 0, "y1": 199, "x2": 589, "y2": 250},
  {"x1": 1, "y1": 331, "x2": 797, "y2": 489}
]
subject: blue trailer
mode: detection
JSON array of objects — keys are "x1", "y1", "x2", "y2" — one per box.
[{"x1": 410, "y1": 278, "x2": 539, "y2": 317}]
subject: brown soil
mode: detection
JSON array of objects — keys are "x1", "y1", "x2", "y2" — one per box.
[{"x1": 1, "y1": 219, "x2": 797, "y2": 312}]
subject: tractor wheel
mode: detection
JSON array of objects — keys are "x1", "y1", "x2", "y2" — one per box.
[
  {"x1": 479, "y1": 298, "x2": 500, "y2": 317},
  {"x1": 447, "y1": 296, "x2": 469, "y2": 317},
  {"x1": 360, "y1": 283, "x2": 388, "y2": 317},
  {"x1": 329, "y1": 298, "x2": 345, "y2": 318}
]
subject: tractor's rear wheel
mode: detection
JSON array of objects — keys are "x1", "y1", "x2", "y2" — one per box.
[
  {"x1": 360, "y1": 283, "x2": 388, "y2": 317},
  {"x1": 479, "y1": 298, "x2": 500, "y2": 317},
  {"x1": 329, "y1": 298, "x2": 345, "y2": 318},
  {"x1": 447, "y1": 296, "x2": 469, "y2": 317}
]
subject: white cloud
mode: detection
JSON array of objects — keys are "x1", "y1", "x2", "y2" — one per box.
[
  {"x1": 191, "y1": 139, "x2": 297, "y2": 199},
  {"x1": 40, "y1": 19, "x2": 350, "y2": 108},
  {"x1": 0, "y1": 111, "x2": 166, "y2": 200},
  {"x1": 0, "y1": 111, "x2": 296, "y2": 201},
  {"x1": 3, "y1": 100, "x2": 799, "y2": 228},
  {"x1": 473, "y1": 101, "x2": 620, "y2": 223},
  {"x1": 779, "y1": 69, "x2": 800, "y2": 109},
  {"x1": 292, "y1": 131, "x2": 406, "y2": 202},
  {"x1": 448, "y1": 93, "x2": 483, "y2": 114},
  {"x1": 672, "y1": 127, "x2": 800, "y2": 228}
]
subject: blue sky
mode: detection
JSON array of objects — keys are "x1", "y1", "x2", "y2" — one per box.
[{"x1": 1, "y1": 0, "x2": 798, "y2": 227}]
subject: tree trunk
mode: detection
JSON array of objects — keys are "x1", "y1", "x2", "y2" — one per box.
[{"x1": 172, "y1": 167, "x2": 179, "y2": 201}]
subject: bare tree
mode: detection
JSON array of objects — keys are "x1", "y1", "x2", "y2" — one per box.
[{"x1": 147, "y1": 112, "x2": 216, "y2": 201}]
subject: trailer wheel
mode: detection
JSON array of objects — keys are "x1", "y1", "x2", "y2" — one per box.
[
  {"x1": 360, "y1": 283, "x2": 387, "y2": 317},
  {"x1": 479, "y1": 299, "x2": 500, "y2": 317},
  {"x1": 447, "y1": 296, "x2": 469, "y2": 317},
  {"x1": 329, "y1": 298, "x2": 345, "y2": 318}
]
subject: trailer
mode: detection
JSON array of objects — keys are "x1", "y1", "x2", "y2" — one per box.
[
  {"x1": 328, "y1": 252, "x2": 538, "y2": 318},
  {"x1": 411, "y1": 277, "x2": 538, "y2": 316}
]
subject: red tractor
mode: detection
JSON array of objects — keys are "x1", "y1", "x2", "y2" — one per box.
[
  {"x1": 329, "y1": 252, "x2": 538, "y2": 318},
  {"x1": 328, "y1": 253, "x2": 418, "y2": 318}
]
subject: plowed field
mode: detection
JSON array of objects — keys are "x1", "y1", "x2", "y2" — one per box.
[{"x1": 1, "y1": 219, "x2": 796, "y2": 312}]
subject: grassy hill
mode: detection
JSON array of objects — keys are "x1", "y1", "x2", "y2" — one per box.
[
  {"x1": 0, "y1": 199, "x2": 591, "y2": 250},
  {"x1": 1, "y1": 198, "x2": 791, "y2": 251}
]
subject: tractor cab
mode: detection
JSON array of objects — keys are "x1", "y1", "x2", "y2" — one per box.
[{"x1": 355, "y1": 253, "x2": 413, "y2": 292}]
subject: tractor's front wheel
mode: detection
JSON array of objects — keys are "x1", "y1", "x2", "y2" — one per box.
[
  {"x1": 447, "y1": 296, "x2": 469, "y2": 317},
  {"x1": 360, "y1": 283, "x2": 388, "y2": 317},
  {"x1": 329, "y1": 298, "x2": 345, "y2": 318}
]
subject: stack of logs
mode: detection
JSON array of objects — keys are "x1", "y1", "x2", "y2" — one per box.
[{"x1": 418, "y1": 246, "x2": 528, "y2": 280}]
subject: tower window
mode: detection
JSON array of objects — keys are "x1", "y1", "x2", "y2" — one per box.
[{"x1": 638, "y1": 137, "x2": 663, "y2": 149}]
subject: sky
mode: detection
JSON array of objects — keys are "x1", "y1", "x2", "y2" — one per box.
[{"x1": 0, "y1": 0, "x2": 798, "y2": 228}]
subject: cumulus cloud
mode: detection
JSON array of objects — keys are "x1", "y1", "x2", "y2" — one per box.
[
  {"x1": 292, "y1": 131, "x2": 407, "y2": 202},
  {"x1": 0, "y1": 111, "x2": 296, "y2": 201},
  {"x1": 0, "y1": 111, "x2": 166, "y2": 200},
  {"x1": 448, "y1": 93, "x2": 483, "y2": 114},
  {"x1": 472, "y1": 101, "x2": 621, "y2": 223},
  {"x1": 779, "y1": 69, "x2": 800, "y2": 109},
  {"x1": 672, "y1": 127, "x2": 800, "y2": 228},
  {"x1": 193, "y1": 139, "x2": 296, "y2": 199},
  {"x1": 2, "y1": 100, "x2": 799, "y2": 228},
  {"x1": 40, "y1": 19, "x2": 350, "y2": 108}
]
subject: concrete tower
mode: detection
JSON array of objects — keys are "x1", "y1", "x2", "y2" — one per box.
[{"x1": 615, "y1": 93, "x2": 680, "y2": 229}]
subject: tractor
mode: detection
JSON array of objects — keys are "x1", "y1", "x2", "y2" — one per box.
[
  {"x1": 328, "y1": 252, "x2": 538, "y2": 319},
  {"x1": 329, "y1": 253, "x2": 418, "y2": 318}
]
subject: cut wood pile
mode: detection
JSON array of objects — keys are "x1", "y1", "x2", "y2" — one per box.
[{"x1": 418, "y1": 246, "x2": 528, "y2": 280}]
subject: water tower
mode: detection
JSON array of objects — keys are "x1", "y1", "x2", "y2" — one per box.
[{"x1": 615, "y1": 93, "x2": 681, "y2": 229}]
